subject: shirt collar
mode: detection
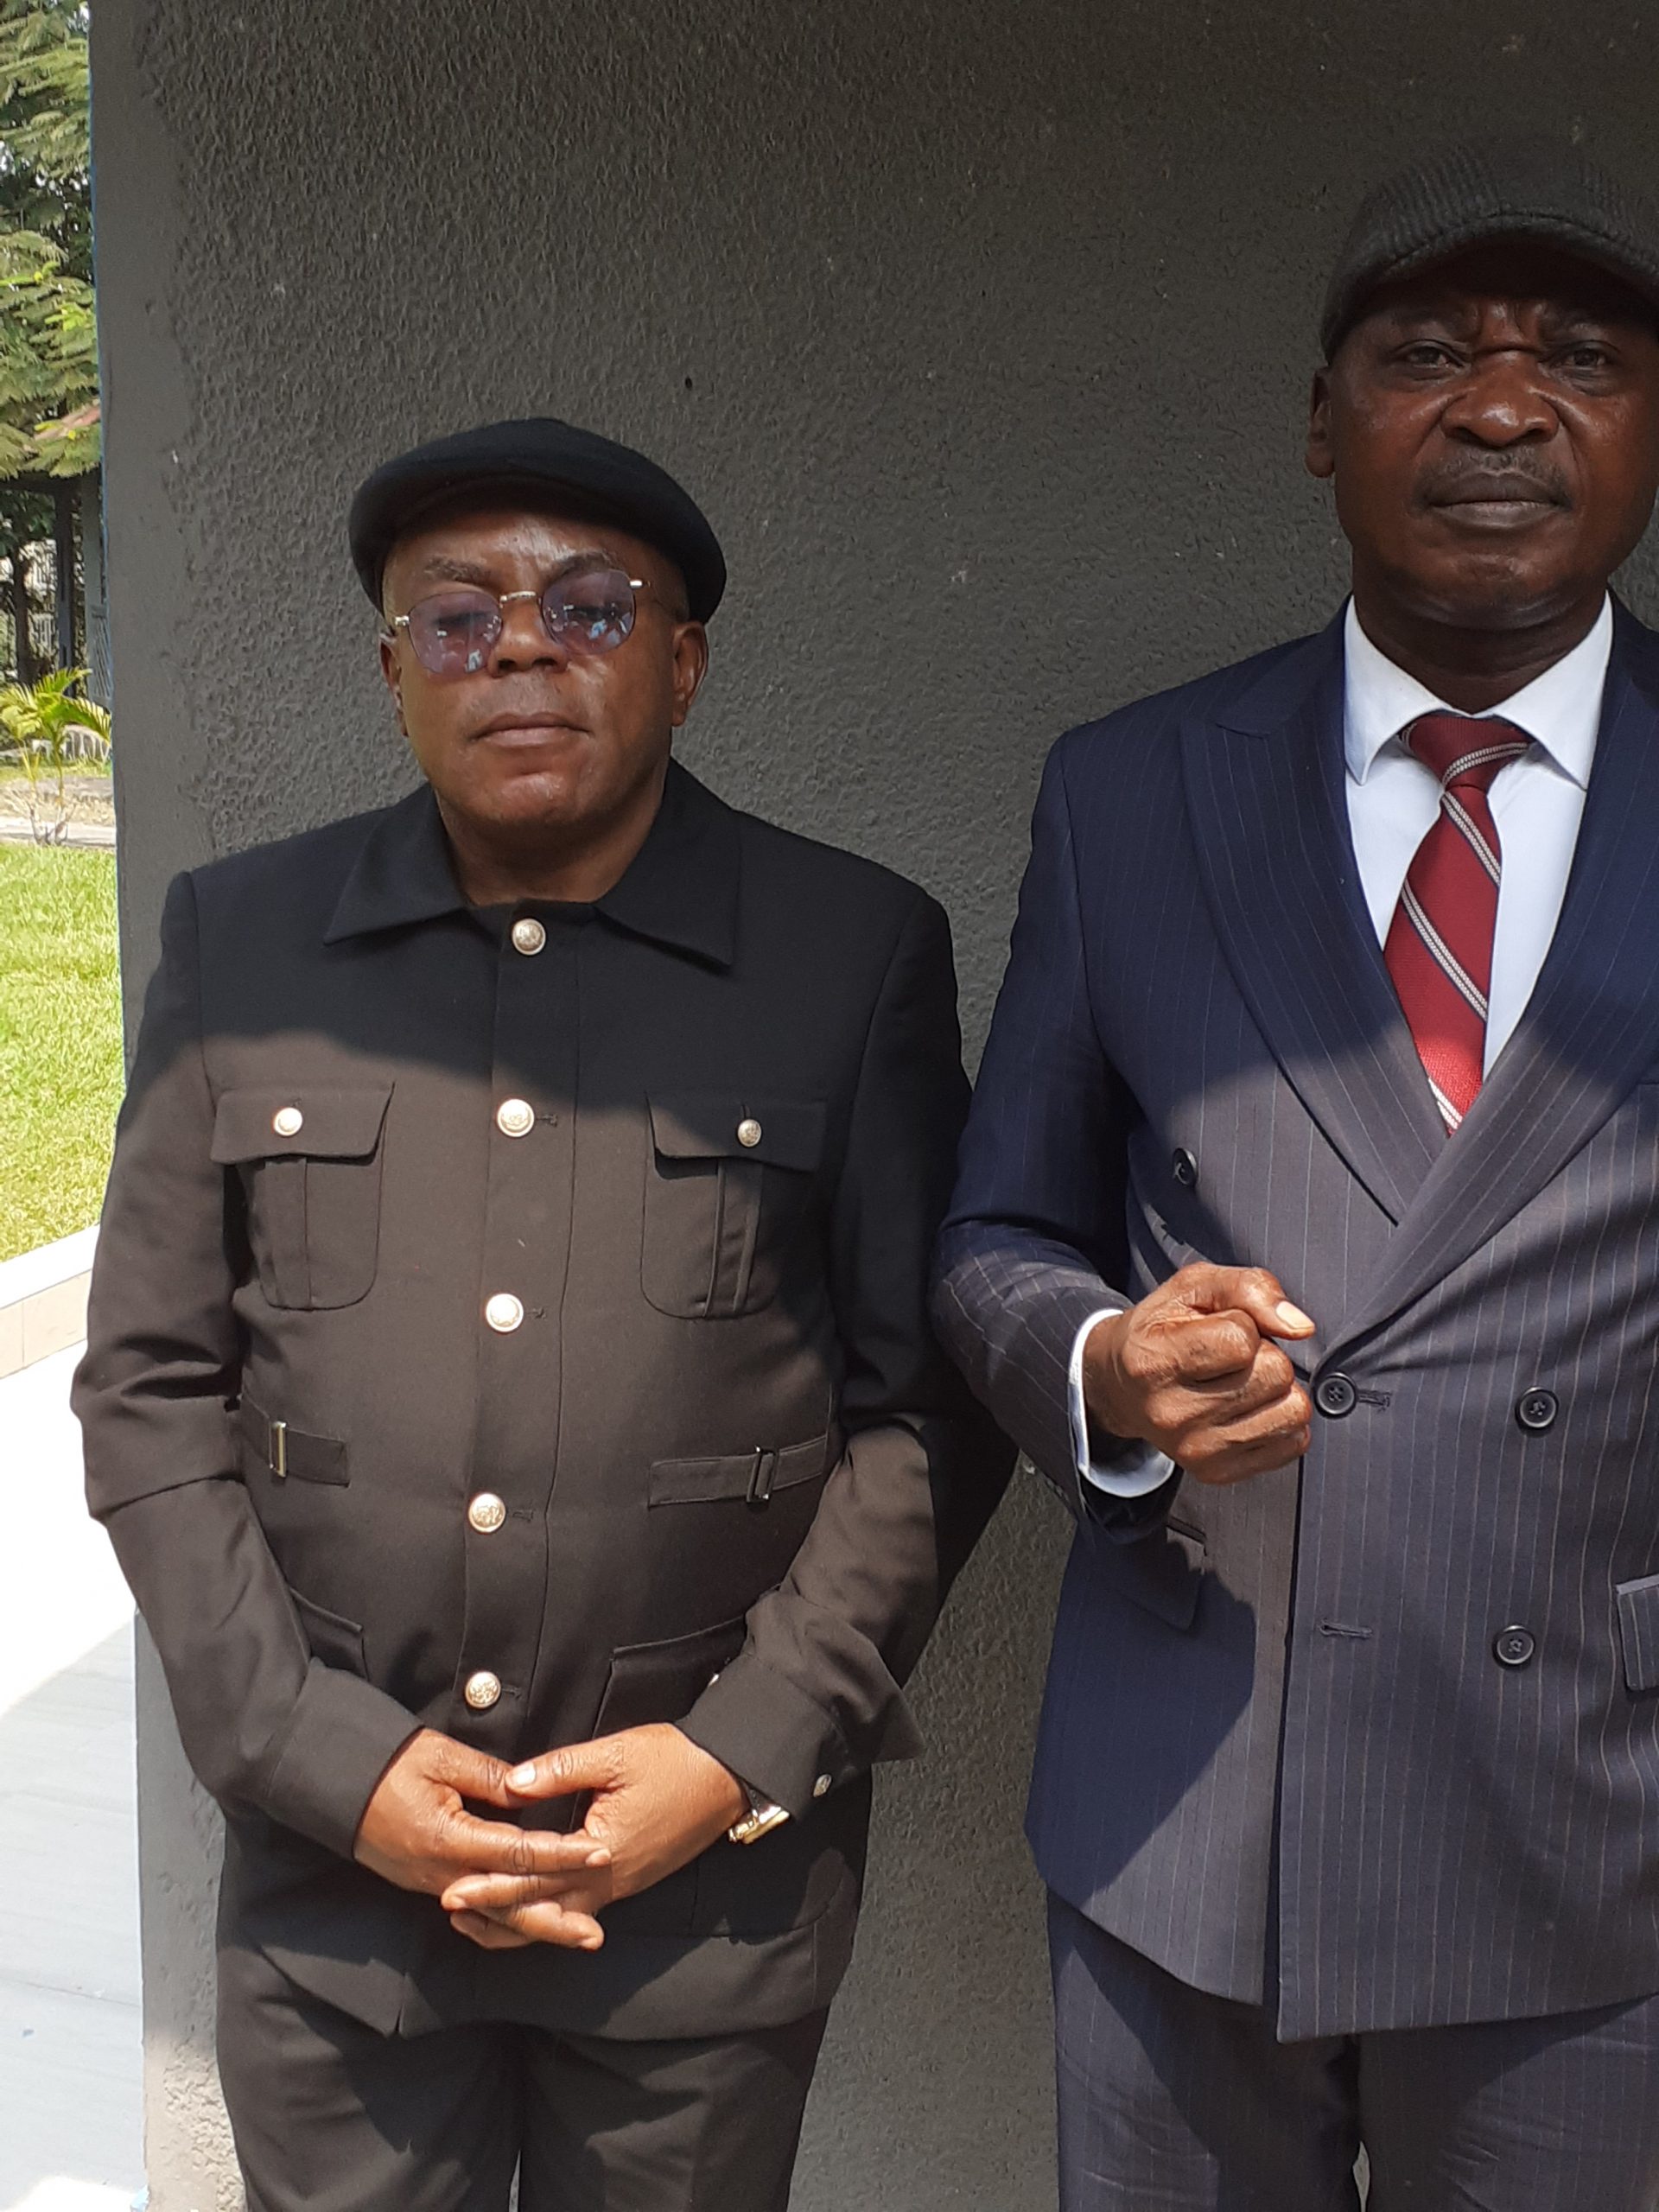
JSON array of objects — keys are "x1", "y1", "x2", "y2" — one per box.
[
  {"x1": 1342, "y1": 594, "x2": 1612, "y2": 791},
  {"x1": 324, "y1": 758, "x2": 741, "y2": 969}
]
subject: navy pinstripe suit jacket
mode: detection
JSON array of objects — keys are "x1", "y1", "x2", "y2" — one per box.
[{"x1": 934, "y1": 605, "x2": 1659, "y2": 2040}]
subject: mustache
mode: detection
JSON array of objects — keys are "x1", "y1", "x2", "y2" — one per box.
[{"x1": 1419, "y1": 457, "x2": 1572, "y2": 508}]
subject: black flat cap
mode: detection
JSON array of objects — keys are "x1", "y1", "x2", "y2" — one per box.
[
  {"x1": 1322, "y1": 137, "x2": 1659, "y2": 358},
  {"x1": 349, "y1": 416, "x2": 726, "y2": 621}
]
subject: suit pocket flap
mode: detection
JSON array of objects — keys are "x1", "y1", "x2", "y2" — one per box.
[
  {"x1": 212, "y1": 1084, "x2": 392, "y2": 1165},
  {"x1": 1616, "y1": 1573, "x2": 1659, "y2": 1693},
  {"x1": 649, "y1": 1432, "x2": 833, "y2": 1506},
  {"x1": 1097, "y1": 1517, "x2": 1207, "y2": 1632},
  {"x1": 647, "y1": 1091, "x2": 824, "y2": 1172},
  {"x1": 288, "y1": 1585, "x2": 368, "y2": 1675},
  {"x1": 594, "y1": 1615, "x2": 749, "y2": 1736}
]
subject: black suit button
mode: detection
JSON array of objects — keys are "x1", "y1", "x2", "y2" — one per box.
[
  {"x1": 1172, "y1": 1147, "x2": 1198, "y2": 1190},
  {"x1": 1516, "y1": 1389, "x2": 1558, "y2": 1433},
  {"x1": 1493, "y1": 1626, "x2": 1535, "y2": 1669},
  {"x1": 1314, "y1": 1373, "x2": 1357, "y2": 1418}
]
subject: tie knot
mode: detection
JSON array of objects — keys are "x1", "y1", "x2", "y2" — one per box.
[{"x1": 1405, "y1": 711, "x2": 1531, "y2": 791}]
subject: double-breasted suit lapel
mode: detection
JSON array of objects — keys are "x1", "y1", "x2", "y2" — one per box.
[
  {"x1": 1183, "y1": 607, "x2": 1659, "y2": 1350},
  {"x1": 1338, "y1": 610, "x2": 1659, "y2": 1348},
  {"x1": 1179, "y1": 620, "x2": 1445, "y2": 1231}
]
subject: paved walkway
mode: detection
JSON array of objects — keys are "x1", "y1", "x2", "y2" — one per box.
[
  {"x1": 0, "y1": 1344, "x2": 143, "y2": 2211},
  {"x1": 0, "y1": 820, "x2": 116, "y2": 850}
]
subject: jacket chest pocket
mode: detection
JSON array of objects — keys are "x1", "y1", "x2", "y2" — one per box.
[
  {"x1": 642, "y1": 1092, "x2": 825, "y2": 1319},
  {"x1": 213, "y1": 1084, "x2": 392, "y2": 1311}
]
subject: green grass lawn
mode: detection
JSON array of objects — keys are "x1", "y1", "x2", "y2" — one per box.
[{"x1": 0, "y1": 843, "x2": 123, "y2": 1262}]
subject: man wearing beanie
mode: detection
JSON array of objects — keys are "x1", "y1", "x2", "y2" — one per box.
[
  {"x1": 74, "y1": 417, "x2": 1009, "y2": 2209},
  {"x1": 937, "y1": 139, "x2": 1659, "y2": 2204}
]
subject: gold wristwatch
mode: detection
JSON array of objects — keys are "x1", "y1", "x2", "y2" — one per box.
[{"x1": 728, "y1": 1784, "x2": 791, "y2": 1846}]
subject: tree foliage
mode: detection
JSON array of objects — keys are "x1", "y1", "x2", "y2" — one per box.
[{"x1": 0, "y1": 3, "x2": 96, "y2": 481}]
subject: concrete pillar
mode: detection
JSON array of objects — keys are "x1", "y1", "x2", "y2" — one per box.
[{"x1": 91, "y1": 1, "x2": 1659, "y2": 2203}]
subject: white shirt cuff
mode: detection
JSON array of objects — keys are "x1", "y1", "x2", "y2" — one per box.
[{"x1": 1069, "y1": 1308, "x2": 1177, "y2": 1499}]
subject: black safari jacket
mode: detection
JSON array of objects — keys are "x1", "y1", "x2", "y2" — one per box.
[{"x1": 74, "y1": 761, "x2": 1010, "y2": 2037}]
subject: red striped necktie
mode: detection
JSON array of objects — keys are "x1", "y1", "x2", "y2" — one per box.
[{"x1": 1382, "y1": 712, "x2": 1532, "y2": 1134}]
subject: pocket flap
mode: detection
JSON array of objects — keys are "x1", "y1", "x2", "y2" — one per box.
[
  {"x1": 650, "y1": 1432, "x2": 833, "y2": 1507},
  {"x1": 1617, "y1": 1572, "x2": 1659, "y2": 1693},
  {"x1": 647, "y1": 1092, "x2": 824, "y2": 1172},
  {"x1": 1096, "y1": 1516, "x2": 1207, "y2": 1632},
  {"x1": 212, "y1": 1084, "x2": 392, "y2": 1165},
  {"x1": 287, "y1": 1585, "x2": 368, "y2": 1676},
  {"x1": 594, "y1": 1615, "x2": 749, "y2": 1736}
]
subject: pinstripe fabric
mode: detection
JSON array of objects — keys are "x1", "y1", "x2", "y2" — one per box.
[
  {"x1": 934, "y1": 604, "x2": 1659, "y2": 2041},
  {"x1": 1050, "y1": 1893, "x2": 1659, "y2": 2211},
  {"x1": 1619, "y1": 1572, "x2": 1659, "y2": 1694}
]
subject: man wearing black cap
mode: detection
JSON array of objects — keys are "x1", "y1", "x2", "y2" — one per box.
[
  {"x1": 75, "y1": 418, "x2": 1008, "y2": 2209},
  {"x1": 936, "y1": 139, "x2": 1659, "y2": 2204}
]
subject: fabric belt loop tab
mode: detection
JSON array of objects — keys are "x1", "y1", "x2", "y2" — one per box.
[
  {"x1": 235, "y1": 1395, "x2": 348, "y2": 1486},
  {"x1": 747, "y1": 1448, "x2": 776, "y2": 1509}
]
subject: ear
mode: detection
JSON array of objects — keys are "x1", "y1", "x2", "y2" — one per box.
[
  {"x1": 378, "y1": 631, "x2": 408, "y2": 734},
  {"x1": 668, "y1": 621, "x2": 709, "y2": 730},
  {"x1": 1306, "y1": 365, "x2": 1335, "y2": 481}
]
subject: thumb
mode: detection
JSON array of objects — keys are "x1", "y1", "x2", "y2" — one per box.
[
  {"x1": 505, "y1": 1737, "x2": 623, "y2": 1802},
  {"x1": 1222, "y1": 1267, "x2": 1316, "y2": 1340},
  {"x1": 431, "y1": 1738, "x2": 517, "y2": 1809}
]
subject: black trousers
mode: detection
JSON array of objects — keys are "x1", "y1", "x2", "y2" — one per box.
[
  {"x1": 1050, "y1": 1892, "x2": 1659, "y2": 2212},
  {"x1": 217, "y1": 1942, "x2": 828, "y2": 2212}
]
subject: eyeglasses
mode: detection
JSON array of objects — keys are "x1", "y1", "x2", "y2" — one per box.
[{"x1": 385, "y1": 566, "x2": 652, "y2": 680}]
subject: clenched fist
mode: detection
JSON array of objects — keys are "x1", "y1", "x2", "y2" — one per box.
[{"x1": 1082, "y1": 1263, "x2": 1316, "y2": 1485}]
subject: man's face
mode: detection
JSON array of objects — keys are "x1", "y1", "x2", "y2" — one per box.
[
  {"x1": 378, "y1": 500, "x2": 708, "y2": 843},
  {"x1": 1306, "y1": 242, "x2": 1659, "y2": 631}
]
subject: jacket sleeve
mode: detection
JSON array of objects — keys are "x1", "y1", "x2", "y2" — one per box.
[
  {"x1": 679, "y1": 892, "x2": 1014, "y2": 1818},
  {"x1": 930, "y1": 737, "x2": 1179, "y2": 1539},
  {"x1": 73, "y1": 873, "x2": 419, "y2": 1857}
]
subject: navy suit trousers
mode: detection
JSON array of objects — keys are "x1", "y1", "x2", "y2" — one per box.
[{"x1": 1050, "y1": 1893, "x2": 1659, "y2": 2211}]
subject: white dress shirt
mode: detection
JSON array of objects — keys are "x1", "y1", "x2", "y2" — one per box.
[{"x1": 1072, "y1": 594, "x2": 1613, "y2": 1499}]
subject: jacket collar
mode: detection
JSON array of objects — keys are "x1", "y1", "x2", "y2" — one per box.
[{"x1": 324, "y1": 758, "x2": 741, "y2": 969}]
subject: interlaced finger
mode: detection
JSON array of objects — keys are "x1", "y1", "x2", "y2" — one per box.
[
  {"x1": 443, "y1": 1870, "x2": 612, "y2": 1916},
  {"x1": 437, "y1": 1811, "x2": 611, "y2": 1878},
  {"x1": 465, "y1": 1896, "x2": 606, "y2": 1948}
]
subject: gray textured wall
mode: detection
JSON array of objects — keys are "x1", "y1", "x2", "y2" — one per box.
[{"x1": 92, "y1": 2, "x2": 1659, "y2": 2204}]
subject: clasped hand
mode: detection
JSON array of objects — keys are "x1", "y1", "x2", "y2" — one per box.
[
  {"x1": 354, "y1": 1722, "x2": 747, "y2": 1953},
  {"x1": 1084, "y1": 1262, "x2": 1318, "y2": 1485}
]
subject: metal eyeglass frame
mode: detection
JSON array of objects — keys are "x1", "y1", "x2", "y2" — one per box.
[{"x1": 383, "y1": 573, "x2": 654, "y2": 666}]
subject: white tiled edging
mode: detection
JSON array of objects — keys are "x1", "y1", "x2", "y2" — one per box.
[{"x1": 0, "y1": 1224, "x2": 98, "y2": 1379}]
